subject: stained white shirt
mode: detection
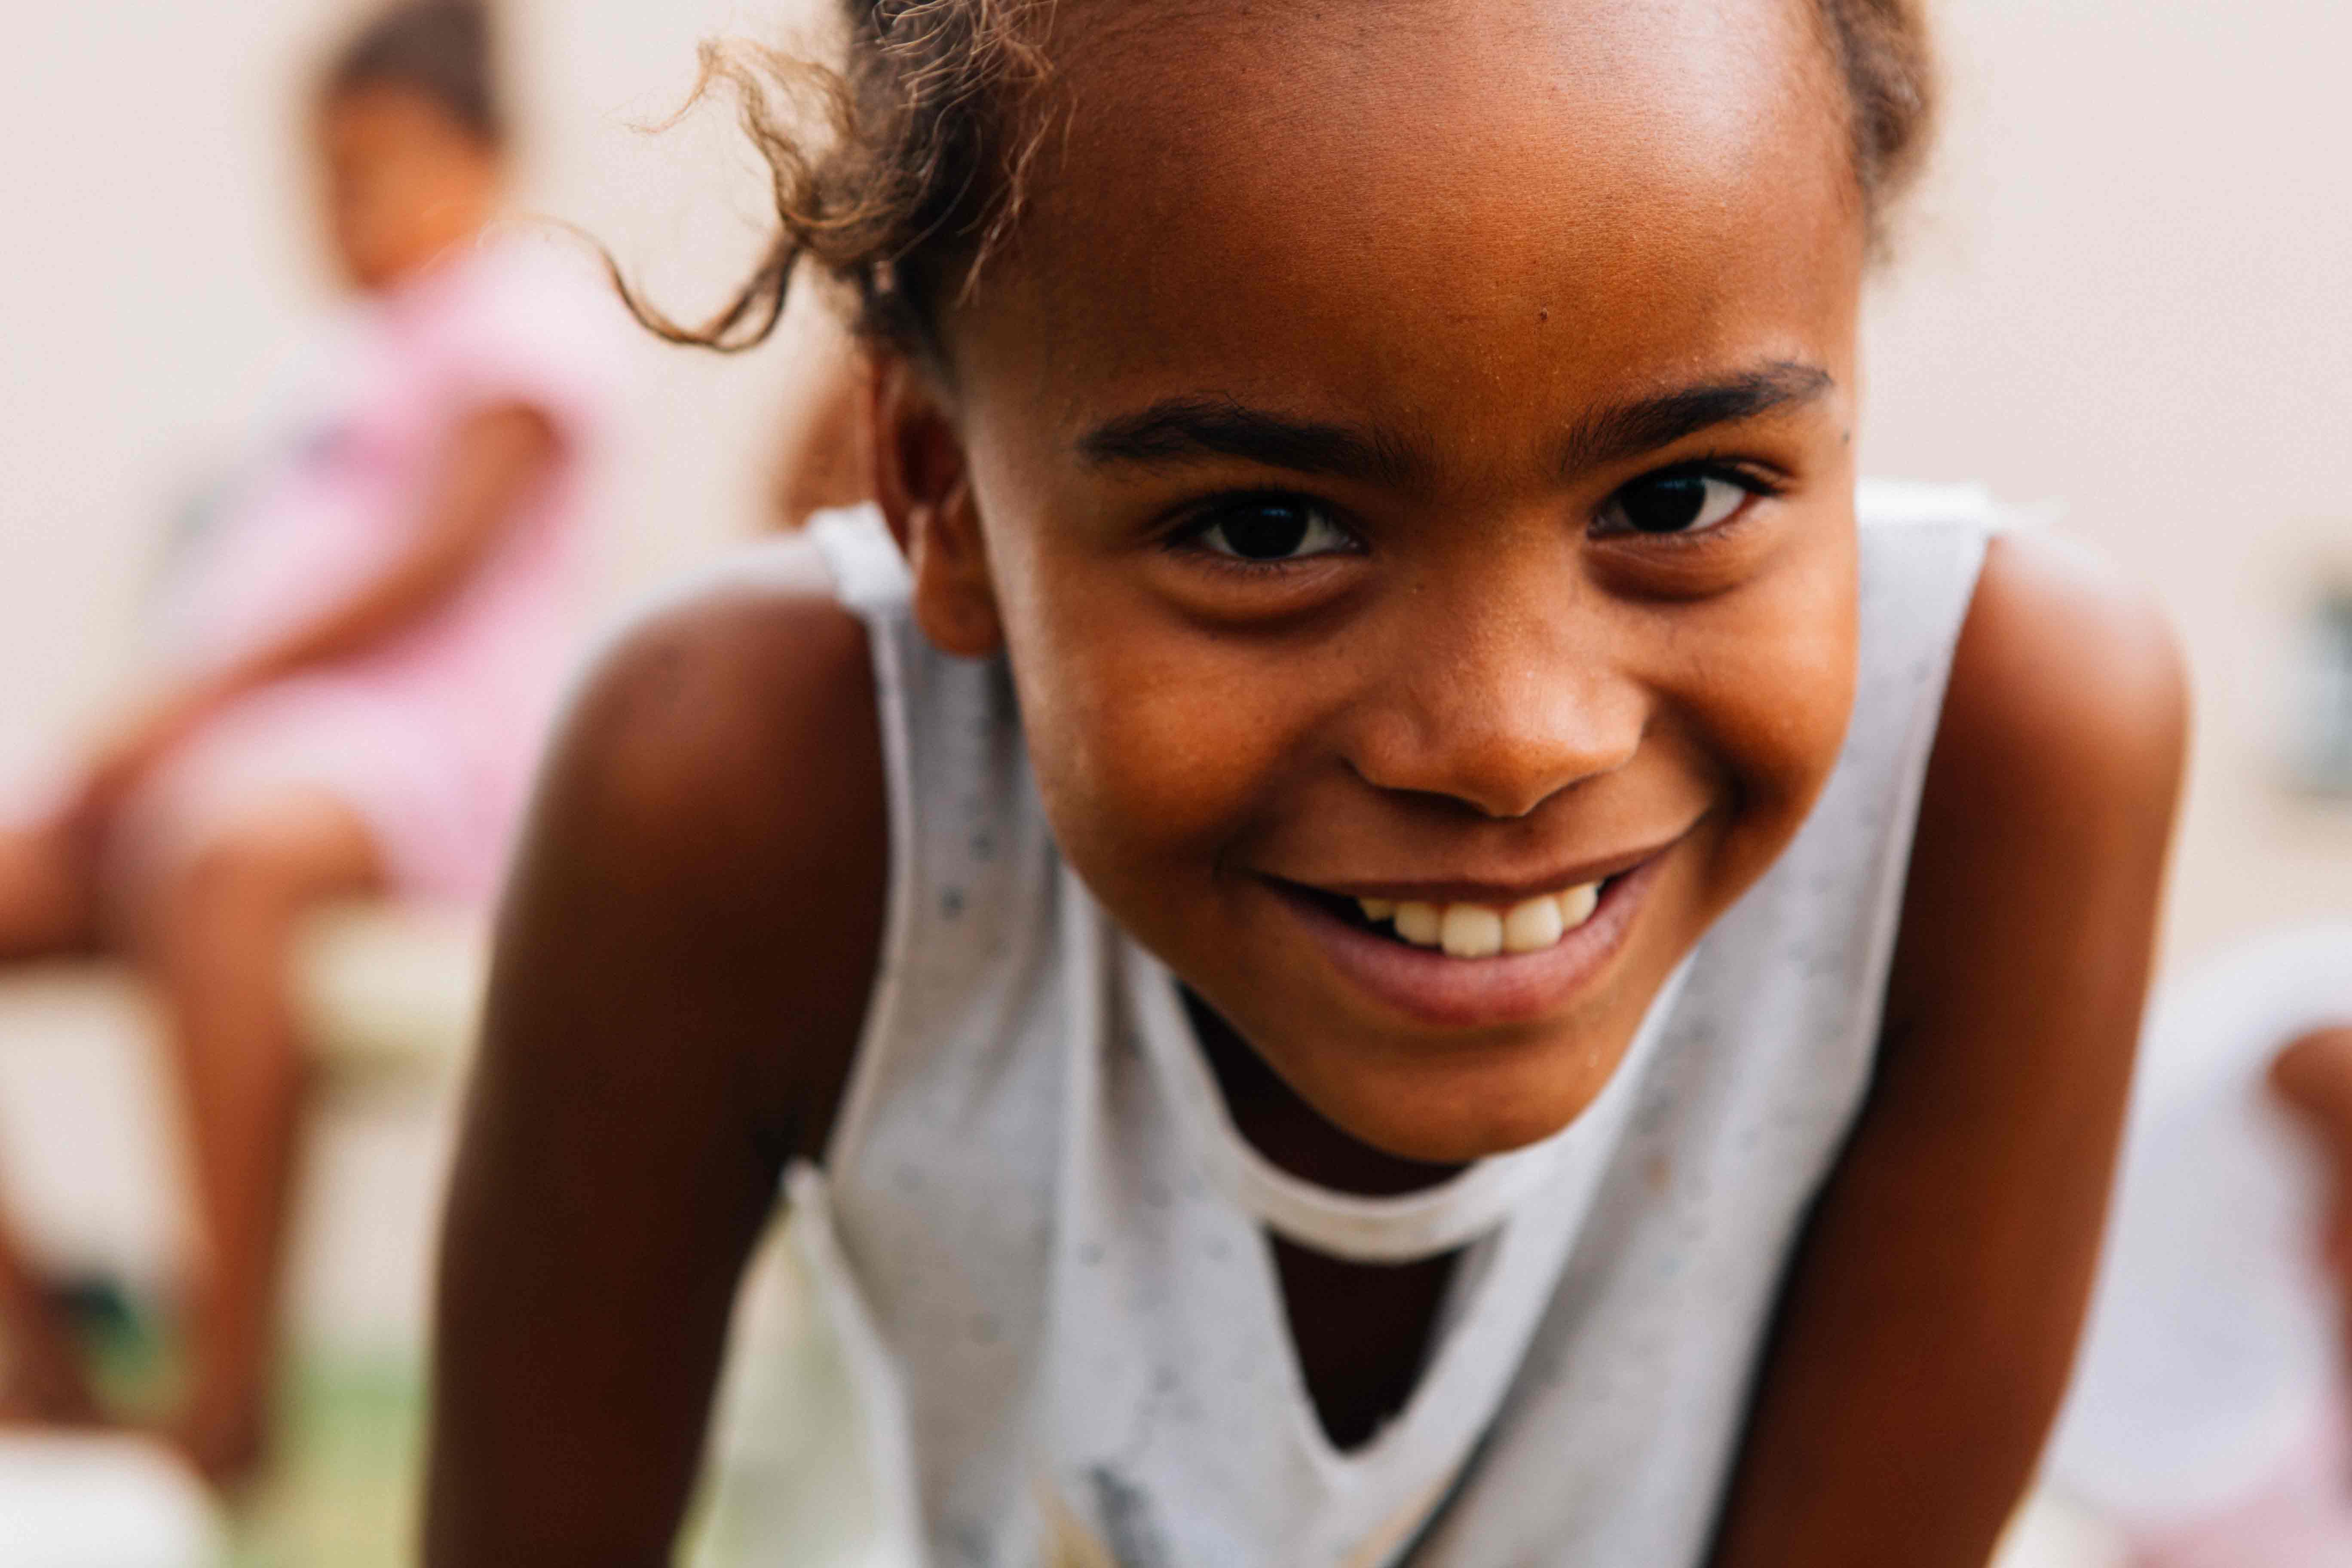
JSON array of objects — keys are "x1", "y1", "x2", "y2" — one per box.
[{"x1": 698, "y1": 486, "x2": 1993, "y2": 1567}]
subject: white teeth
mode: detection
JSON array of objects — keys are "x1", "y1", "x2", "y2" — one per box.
[
  {"x1": 1363, "y1": 880, "x2": 1606, "y2": 957},
  {"x1": 1392, "y1": 902, "x2": 1442, "y2": 946},
  {"x1": 1502, "y1": 895, "x2": 1565, "y2": 954},
  {"x1": 1439, "y1": 905, "x2": 1505, "y2": 959}
]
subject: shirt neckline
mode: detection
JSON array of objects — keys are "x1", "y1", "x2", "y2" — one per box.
[{"x1": 1125, "y1": 944, "x2": 1676, "y2": 1265}]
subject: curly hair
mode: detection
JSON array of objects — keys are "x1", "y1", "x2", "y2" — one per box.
[{"x1": 622, "y1": 0, "x2": 1933, "y2": 358}]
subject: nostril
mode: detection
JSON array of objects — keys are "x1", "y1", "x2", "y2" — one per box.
[
  {"x1": 1365, "y1": 753, "x2": 1599, "y2": 824},
  {"x1": 1344, "y1": 696, "x2": 1645, "y2": 821},
  {"x1": 1346, "y1": 760, "x2": 1562, "y2": 823}
]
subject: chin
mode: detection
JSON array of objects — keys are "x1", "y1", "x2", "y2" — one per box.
[{"x1": 1333, "y1": 1046, "x2": 1625, "y2": 1164}]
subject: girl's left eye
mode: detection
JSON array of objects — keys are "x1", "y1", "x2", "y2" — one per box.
[
  {"x1": 1188, "y1": 498, "x2": 1356, "y2": 563},
  {"x1": 1596, "y1": 469, "x2": 1760, "y2": 536}
]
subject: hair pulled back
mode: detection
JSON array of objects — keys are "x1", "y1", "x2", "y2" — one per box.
[
  {"x1": 629, "y1": 0, "x2": 1932, "y2": 357},
  {"x1": 326, "y1": 0, "x2": 505, "y2": 149}
]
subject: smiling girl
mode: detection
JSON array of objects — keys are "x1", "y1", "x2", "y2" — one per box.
[{"x1": 427, "y1": 1, "x2": 2185, "y2": 1563}]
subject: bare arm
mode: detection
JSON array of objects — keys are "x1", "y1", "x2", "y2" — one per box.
[
  {"x1": 424, "y1": 552, "x2": 885, "y2": 1565},
  {"x1": 1709, "y1": 534, "x2": 2189, "y2": 1567}
]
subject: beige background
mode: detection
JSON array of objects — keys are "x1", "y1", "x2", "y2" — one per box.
[
  {"x1": 1865, "y1": 0, "x2": 2352, "y2": 961},
  {"x1": 2, "y1": 0, "x2": 2346, "y2": 961}
]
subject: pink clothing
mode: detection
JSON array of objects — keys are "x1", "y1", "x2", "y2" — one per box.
[
  {"x1": 2132, "y1": 1392, "x2": 2352, "y2": 1568},
  {"x1": 126, "y1": 235, "x2": 623, "y2": 901}
]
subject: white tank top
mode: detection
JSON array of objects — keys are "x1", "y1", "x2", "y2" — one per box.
[{"x1": 698, "y1": 485, "x2": 1993, "y2": 1568}]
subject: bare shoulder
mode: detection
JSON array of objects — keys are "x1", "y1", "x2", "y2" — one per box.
[
  {"x1": 1893, "y1": 528, "x2": 2189, "y2": 984},
  {"x1": 1932, "y1": 530, "x2": 2189, "y2": 823},
  {"x1": 1886, "y1": 525, "x2": 2188, "y2": 1044},
  {"x1": 493, "y1": 533, "x2": 888, "y2": 1155},
  {"x1": 545, "y1": 540, "x2": 878, "y2": 869}
]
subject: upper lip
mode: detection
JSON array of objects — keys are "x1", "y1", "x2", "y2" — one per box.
[{"x1": 1277, "y1": 830, "x2": 1688, "y2": 908}]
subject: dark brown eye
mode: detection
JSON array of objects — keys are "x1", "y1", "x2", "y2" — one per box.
[
  {"x1": 1196, "y1": 499, "x2": 1352, "y2": 561},
  {"x1": 1600, "y1": 470, "x2": 1751, "y2": 535}
]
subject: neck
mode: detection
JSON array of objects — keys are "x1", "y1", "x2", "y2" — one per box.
[{"x1": 1180, "y1": 987, "x2": 1464, "y2": 1198}]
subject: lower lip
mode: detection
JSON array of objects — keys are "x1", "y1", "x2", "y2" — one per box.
[{"x1": 1276, "y1": 856, "x2": 1664, "y2": 1031}]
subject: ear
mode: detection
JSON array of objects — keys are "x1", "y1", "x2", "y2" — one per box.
[{"x1": 869, "y1": 355, "x2": 1003, "y2": 658}]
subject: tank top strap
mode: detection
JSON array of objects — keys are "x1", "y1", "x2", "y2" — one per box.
[
  {"x1": 806, "y1": 504, "x2": 913, "y2": 613},
  {"x1": 802, "y1": 504, "x2": 1067, "y2": 1199}
]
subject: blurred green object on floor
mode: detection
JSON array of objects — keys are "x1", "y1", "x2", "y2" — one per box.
[
  {"x1": 226, "y1": 1212, "x2": 899, "y2": 1568},
  {"x1": 62, "y1": 1280, "x2": 423, "y2": 1568},
  {"x1": 227, "y1": 1354, "x2": 423, "y2": 1568}
]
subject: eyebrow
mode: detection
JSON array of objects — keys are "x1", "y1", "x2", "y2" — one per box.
[
  {"x1": 1072, "y1": 360, "x2": 1834, "y2": 487},
  {"x1": 1556, "y1": 361, "x2": 1835, "y2": 477},
  {"x1": 1075, "y1": 396, "x2": 1422, "y2": 488}
]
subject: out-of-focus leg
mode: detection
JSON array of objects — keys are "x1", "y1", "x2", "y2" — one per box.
[
  {"x1": 0, "y1": 820, "x2": 98, "y2": 962},
  {"x1": 0, "y1": 1207, "x2": 100, "y2": 1426},
  {"x1": 140, "y1": 790, "x2": 381, "y2": 1488},
  {"x1": 0, "y1": 821, "x2": 104, "y2": 1423}
]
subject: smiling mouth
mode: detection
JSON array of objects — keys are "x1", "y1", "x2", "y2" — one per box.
[{"x1": 1297, "y1": 876, "x2": 1623, "y2": 960}]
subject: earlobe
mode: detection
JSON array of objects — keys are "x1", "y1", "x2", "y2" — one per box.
[
  {"x1": 907, "y1": 484, "x2": 1006, "y2": 658},
  {"x1": 868, "y1": 357, "x2": 1004, "y2": 658}
]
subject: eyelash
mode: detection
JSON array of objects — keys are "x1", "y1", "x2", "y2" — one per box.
[
  {"x1": 1645, "y1": 454, "x2": 1782, "y2": 491},
  {"x1": 1165, "y1": 492, "x2": 1362, "y2": 572},
  {"x1": 1592, "y1": 458, "x2": 1788, "y2": 538}
]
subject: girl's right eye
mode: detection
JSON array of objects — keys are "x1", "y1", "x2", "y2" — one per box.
[
  {"x1": 1592, "y1": 464, "x2": 1768, "y2": 538},
  {"x1": 1184, "y1": 497, "x2": 1357, "y2": 564}
]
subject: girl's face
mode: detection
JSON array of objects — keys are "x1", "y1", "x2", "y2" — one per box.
[
  {"x1": 319, "y1": 84, "x2": 498, "y2": 294},
  {"x1": 897, "y1": 0, "x2": 1870, "y2": 1163}
]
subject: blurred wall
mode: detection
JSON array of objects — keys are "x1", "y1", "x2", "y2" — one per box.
[
  {"x1": 1862, "y1": 0, "x2": 2352, "y2": 967},
  {"x1": 3, "y1": 0, "x2": 2346, "y2": 969}
]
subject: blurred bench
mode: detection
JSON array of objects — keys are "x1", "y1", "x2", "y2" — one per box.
[
  {"x1": 0, "y1": 900, "x2": 488, "y2": 1329},
  {"x1": 285, "y1": 901, "x2": 490, "y2": 1084},
  {"x1": 0, "y1": 898, "x2": 487, "y2": 1088}
]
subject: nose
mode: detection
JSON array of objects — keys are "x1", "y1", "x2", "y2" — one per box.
[{"x1": 1343, "y1": 567, "x2": 1646, "y2": 820}]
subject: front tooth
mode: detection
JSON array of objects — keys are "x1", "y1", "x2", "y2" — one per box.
[
  {"x1": 1358, "y1": 897, "x2": 1396, "y2": 922},
  {"x1": 1392, "y1": 902, "x2": 1442, "y2": 946},
  {"x1": 1439, "y1": 905, "x2": 1505, "y2": 959},
  {"x1": 1502, "y1": 896, "x2": 1565, "y2": 953},
  {"x1": 1556, "y1": 882, "x2": 1600, "y2": 928}
]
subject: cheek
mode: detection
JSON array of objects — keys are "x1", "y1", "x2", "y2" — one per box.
[
  {"x1": 1681, "y1": 531, "x2": 1860, "y2": 863},
  {"x1": 968, "y1": 438, "x2": 1314, "y2": 903},
  {"x1": 1006, "y1": 566, "x2": 1298, "y2": 904}
]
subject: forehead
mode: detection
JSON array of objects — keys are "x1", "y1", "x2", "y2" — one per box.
[{"x1": 952, "y1": 0, "x2": 1863, "y2": 458}]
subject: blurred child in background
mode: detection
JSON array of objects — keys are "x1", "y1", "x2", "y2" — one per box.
[{"x1": 0, "y1": 0, "x2": 618, "y2": 1487}]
